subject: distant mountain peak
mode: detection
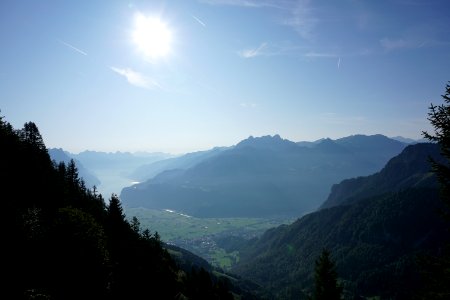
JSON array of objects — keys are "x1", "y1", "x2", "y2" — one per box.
[
  {"x1": 245, "y1": 134, "x2": 281, "y2": 140},
  {"x1": 335, "y1": 134, "x2": 405, "y2": 151},
  {"x1": 236, "y1": 134, "x2": 296, "y2": 150},
  {"x1": 314, "y1": 138, "x2": 351, "y2": 154},
  {"x1": 340, "y1": 133, "x2": 388, "y2": 140}
]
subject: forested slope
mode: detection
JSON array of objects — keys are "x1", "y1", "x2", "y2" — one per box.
[
  {"x1": 0, "y1": 115, "x2": 238, "y2": 299},
  {"x1": 232, "y1": 144, "x2": 447, "y2": 299}
]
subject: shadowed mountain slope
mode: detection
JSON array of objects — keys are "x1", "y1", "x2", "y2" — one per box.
[
  {"x1": 121, "y1": 134, "x2": 406, "y2": 218},
  {"x1": 231, "y1": 143, "x2": 446, "y2": 299},
  {"x1": 321, "y1": 143, "x2": 442, "y2": 209}
]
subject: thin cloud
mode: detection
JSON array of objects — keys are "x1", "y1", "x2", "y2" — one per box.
[
  {"x1": 238, "y1": 42, "x2": 309, "y2": 59},
  {"x1": 337, "y1": 57, "x2": 341, "y2": 69},
  {"x1": 381, "y1": 36, "x2": 450, "y2": 52},
  {"x1": 199, "y1": 0, "x2": 281, "y2": 8},
  {"x1": 191, "y1": 15, "x2": 206, "y2": 27},
  {"x1": 201, "y1": 0, "x2": 317, "y2": 39},
  {"x1": 58, "y1": 39, "x2": 87, "y2": 56},
  {"x1": 379, "y1": 37, "x2": 441, "y2": 51},
  {"x1": 110, "y1": 67, "x2": 161, "y2": 90},
  {"x1": 305, "y1": 52, "x2": 337, "y2": 58},
  {"x1": 240, "y1": 102, "x2": 258, "y2": 108},
  {"x1": 238, "y1": 42, "x2": 268, "y2": 58},
  {"x1": 380, "y1": 38, "x2": 412, "y2": 51},
  {"x1": 282, "y1": 0, "x2": 317, "y2": 40}
]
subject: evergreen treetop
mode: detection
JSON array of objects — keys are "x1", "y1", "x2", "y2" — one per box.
[{"x1": 312, "y1": 249, "x2": 342, "y2": 300}]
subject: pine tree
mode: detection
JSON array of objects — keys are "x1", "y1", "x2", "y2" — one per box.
[
  {"x1": 66, "y1": 159, "x2": 80, "y2": 187},
  {"x1": 421, "y1": 82, "x2": 450, "y2": 299},
  {"x1": 108, "y1": 194, "x2": 125, "y2": 222},
  {"x1": 423, "y1": 81, "x2": 450, "y2": 218},
  {"x1": 130, "y1": 216, "x2": 142, "y2": 235},
  {"x1": 20, "y1": 121, "x2": 46, "y2": 152},
  {"x1": 312, "y1": 249, "x2": 342, "y2": 300}
]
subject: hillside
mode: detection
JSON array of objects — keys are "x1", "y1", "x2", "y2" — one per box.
[
  {"x1": 129, "y1": 147, "x2": 228, "y2": 181},
  {"x1": 0, "y1": 116, "x2": 240, "y2": 299},
  {"x1": 231, "y1": 143, "x2": 447, "y2": 299},
  {"x1": 121, "y1": 134, "x2": 406, "y2": 218},
  {"x1": 49, "y1": 148, "x2": 101, "y2": 188},
  {"x1": 321, "y1": 143, "x2": 442, "y2": 208}
]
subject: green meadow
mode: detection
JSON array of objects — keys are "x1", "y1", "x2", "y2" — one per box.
[
  {"x1": 125, "y1": 207, "x2": 292, "y2": 241},
  {"x1": 125, "y1": 207, "x2": 294, "y2": 269}
]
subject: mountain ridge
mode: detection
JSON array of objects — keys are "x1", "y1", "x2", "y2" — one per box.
[
  {"x1": 321, "y1": 143, "x2": 442, "y2": 209},
  {"x1": 230, "y1": 142, "x2": 446, "y2": 299},
  {"x1": 121, "y1": 134, "x2": 407, "y2": 218}
]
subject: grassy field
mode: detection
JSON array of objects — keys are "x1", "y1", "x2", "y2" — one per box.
[
  {"x1": 209, "y1": 249, "x2": 240, "y2": 269},
  {"x1": 125, "y1": 207, "x2": 294, "y2": 269},
  {"x1": 125, "y1": 207, "x2": 292, "y2": 241}
]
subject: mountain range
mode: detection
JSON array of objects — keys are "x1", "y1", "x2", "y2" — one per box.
[
  {"x1": 121, "y1": 134, "x2": 407, "y2": 218},
  {"x1": 230, "y1": 142, "x2": 446, "y2": 299},
  {"x1": 49, "y1": 149, "x2": 173, "y2": 197},
  {"x1": 7, "y1": 112, "x2": 448, "y2": 299},
  {"x1": 129, "y1": 147, "x2": 228, "y2": 182},
  {"x1": 72, "y1": 150, "x2": 172, "y2": 171},
  {"x1": 48, "y1": 148, "x2": 101, "y2": 188}
]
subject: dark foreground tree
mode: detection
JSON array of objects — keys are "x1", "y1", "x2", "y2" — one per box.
[
  {"x1": 423, "y1": 81, "x2": 450, "y2": 218},
  {"x1": 312, "y1": 249, "x2": 342, "y2": 300},
  {"x1": 421, "y1": 81, "x2": 450, "y2": 299},
  {"x1": 0, "y1": 113, "x2": 238, "y2": 299}
]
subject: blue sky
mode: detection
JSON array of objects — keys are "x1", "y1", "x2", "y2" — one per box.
[{"x1": 1, "y1": 0, "x2": 449, "y2": 153}]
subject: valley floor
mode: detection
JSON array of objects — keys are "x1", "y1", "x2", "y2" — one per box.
[{"x1": 125, "y1": 207, "x2": 295, "y2": 269}]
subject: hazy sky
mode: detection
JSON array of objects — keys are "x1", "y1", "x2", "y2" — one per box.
[{"x1": 1, "y1": 0, "x2": 449, "y2": 154}]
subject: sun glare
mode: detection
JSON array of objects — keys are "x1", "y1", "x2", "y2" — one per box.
[{"x1": 132, "y1": 13, "x2": 172, "y2": 60}]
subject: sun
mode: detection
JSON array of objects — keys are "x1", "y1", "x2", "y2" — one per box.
[{"x1": 132, "y1": 13, "x2": 172, "y2": 60}]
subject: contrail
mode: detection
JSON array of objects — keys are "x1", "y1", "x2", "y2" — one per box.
[
  {"x1": 191, "y1": 14, "x2": 206, "y2": 27},
  {"x1": 337, "y1": 57, "x2": 341, "y2": 69},
  {"x1": 58, "y1": 39, "x2": 87, "y2": 56}
]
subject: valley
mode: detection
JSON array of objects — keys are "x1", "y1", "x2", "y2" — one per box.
[
  {"x1": 44, "y1": 130, "x2": 450, "y2": 299},
  {"x1": 50, "y1": 134, "x2": 415, "y2": 272},
  {"x1": 125, "y1": 207, "x2": 295, "y2": 269},
  {"x1": 4, "y1": 2, "x2": 450, "y2": 298}
]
